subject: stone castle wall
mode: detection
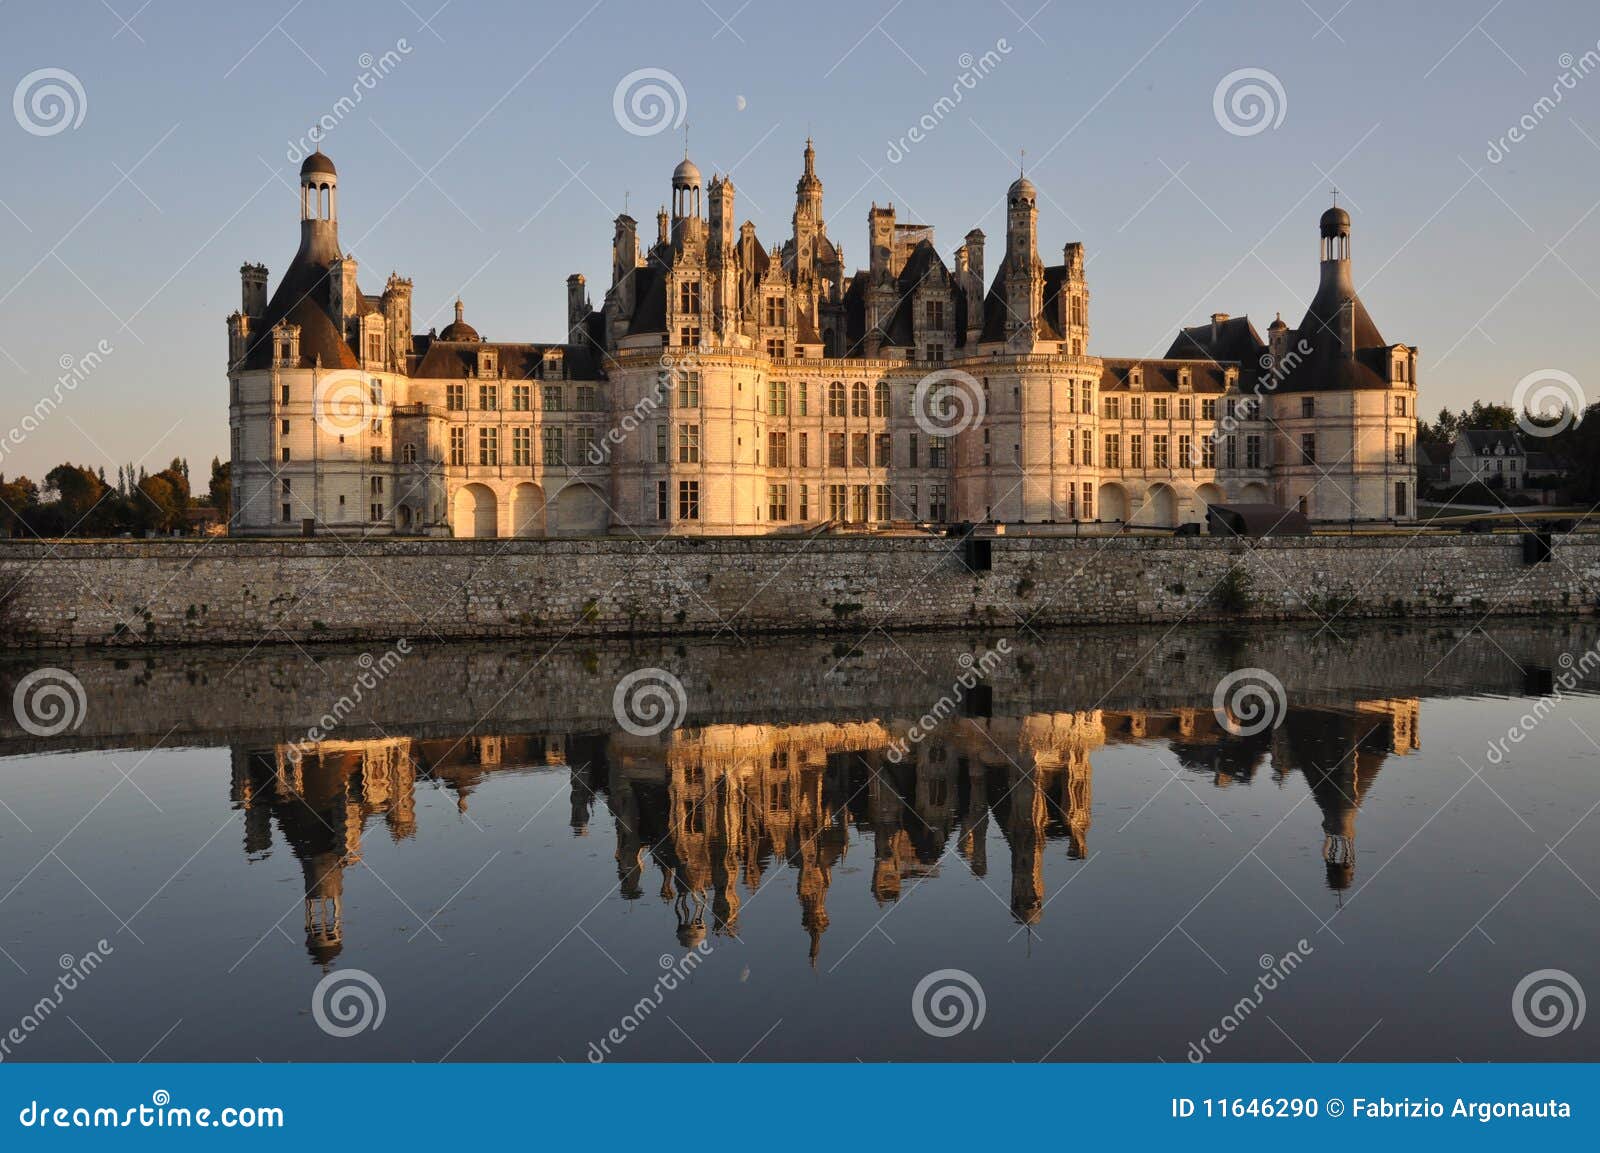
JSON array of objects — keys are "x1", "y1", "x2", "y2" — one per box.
[{"x1": 0, "y1": 533, "x2": 1596, "y2": 648}]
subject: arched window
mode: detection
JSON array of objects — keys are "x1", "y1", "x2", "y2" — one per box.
[
  {"x1": 874, "y1": 380, "x2": 890, "y2": 418},
  {"x1": 851, "y1": 381, "x2": 869, "y2": 417},
  {"x1": 401, "y1": 443, "x2": 417, "y2": 464},
  {"x1": 828, "y1": 381, "x2": 846, "y2": 417}
]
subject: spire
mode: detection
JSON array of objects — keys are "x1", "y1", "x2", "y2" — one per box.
[{"x1": 454, "y1": 298, "x2": 464, "y2": 325}]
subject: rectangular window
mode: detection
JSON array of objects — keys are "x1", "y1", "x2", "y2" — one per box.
[
  {"x1": 1301, "y1": 433, "x2": 1316, "y2": 464},
  {"x1": 1130, "y1": 397, "x2": 1143, "y2": 419},
  {"x1": 512, "y1": 426, "x2": 531, "y2": 466},
  {"x1": 574, "y1": 427, "x2": 595, "y2": 463},
  {"x1": 281, "y1": 418, "x2": 290, "y2": 435},
  {"x1": 1395, "y1": 481, "x2": 1408, "y2": 517},
  {"x1": 1179, "y1": 397, "x2": 1192, "y2": 421},
  {"x1": 766, "y1": 337, "x2": 787, "y2": 360},
  {"x1": 542, "y1": 384, "x2": 564, "y2": 412},
  {"x1": 851, "y1": 485, "x2": 868, "y2": 523},
  {"x1": 1202, "y1": 437, "x2": 1216, "y2": 468},
  {"x1": 798, "y1": 431, "x2": 809, "y2": 467},
  {"x1": 828, "y1": 484, "x2": 848, "y2": 520},
  {"x1": 1081, "y1": 428, "x2": 1093, "y2": 466},
  {"x1": 1178, "y1": 434, "x2": 1191, "y2": 468},
  {"x1": 656, "y1": 480, "x2": 668, "y2": 520},
  {"x1": 679, "y1": 280, "x2": 701, "y2": 315},
  {"x1": 447, "y1": 384, "x2": 464, "y2": 411},
  {"x1": 1081, "y1": 482, "x2": 1093, "y2": 520},
  {"x1": 1246, "y1": 434, "x2": 1263, "y2": 469},
  {"x1": 929, "y1": 436, "x2": 947, "y2": 468},
  {"x1": 370, "y1": 476, "x2": 384, "y2": 495},
  {"x1": 678, "y1": 325, "x2": 700, "y2": 347},
  {"x1": 1153, "y1": 434, "x2": 1169, "y2": 469},
  {"x1": 543, "y1": 426, "x2": 564, "y2": 466},
  {"x1": 768, "y1": 380, "x2": 787, "y2": 415},
  {"x1": 907, "y1": 433, "x2": 918, "y2": 469},
  {"x1": 769, "y1": 431, "x2": 788, "y2": 467},
  {"x1": 1103, "y1": 396, "x2": 1120, "y2": 419},
  {"x1": 875, "y1": 433, "x2": 891, "y2": 468},
  {"x1": 371, "y1": 446, "x2": 384, "y2": 463},
  {"x1": 798, "y1": 484, "x2": 809, "y2": 520},
  {"x1": 928, "y1": 484, "x2": 948, "y2": 522},
  {"x1": 1153, "y1": 396, "x2": 1169, "y2": 420},
  {"x1": 1301, "y1": 396, "x2": 1316, "y2": 418},
  {"x1": 905, "y1": 484, "x2": 918, "y2": 519},
  {"x1": 281, "y1": 503, "x2": 291, "y2": 523},
  {"x1": 828, "y1": 432, "x2": 846, "y2": 468},
  {"x1": 1394, "y1": 433, "x2": 1407, "y2": 463},
  {"x1": 926, "y1": 343, "x2": 944, "y2": 362},
  {"x1": 675, "y1": 371, "x2": 700, "y2": 408},
  {"x1": 576, "y1": 384, "x2": 597, "y2": 412},
  {"x1": 678, "y1": 480, "x2": 699, "y2": 520},
  {"x1": 1202, "y1": 397, "x2": 1217, "y2": 420},
  {"x1": 678, "y1": 423, "x2": 700, "y2": 464},
  {"x1": 512, "y1": 384, "x2": 531, "y2": 411},
  {"x1": 797, "y1": 382, "x2": 808, "y2": 416},
  {"x1": 851, "y1": 433, "x2": 869, "y2": 468},
  {"x1": 1226, "y1": 435, "x2": 1237, "y2": 468},
  {"x1": 768, "y1": 483, "x2": 788, "y2": 521},
  {"x1": 281, "y1": 447, "x2": 291, "y2": 462},
  {"x1": 1104, "y1": 434, "x2": 1120, "y2": 468},
  {"x1": 874, "y1": 485, "x2": 891, "y2": 522},
  {"x1": 280, "y1": 384, "x2": 290, "y2": 405},
  {"x1": 450, "y1": 427, "x2": 466, "y2": 466},
  {"x1": 927, "y1": 299, "x2": 945, "y2": 329},
  {"x1": 1130, "y1": 434, "x2": 1144, "y2": 468},
  {"x1": 763, "y1": 296, "x2": 786, "y2": 326},
  {"x1": 479, "y1": 426, "x2": 499, "y2": 466},
  {"x1": 655, "y1": 423, "x2": 668, "y2": 464},
  {"x1": 479, "y1": 384, "x2": 498, "y2": 410},
  {"x1": 1395, "y1": 395, "x2": 1408, "y2": 416}
]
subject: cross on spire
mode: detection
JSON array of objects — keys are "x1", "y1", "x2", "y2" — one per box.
[
  {"x1": 1330, "y1": 184, "x2": 1339, "y2": 206},
  {"x1": 1019, "y1": 148, "x2": 1026, "y2": 178}
]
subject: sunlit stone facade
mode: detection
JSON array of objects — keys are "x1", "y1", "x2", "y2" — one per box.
[{"x1": 228, "y1": 145, "x2": 1417, "y2": 538}]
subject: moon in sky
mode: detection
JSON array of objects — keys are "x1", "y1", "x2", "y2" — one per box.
[{"x1": 735, "y1": 94, "x2": 747, "y2": 111}]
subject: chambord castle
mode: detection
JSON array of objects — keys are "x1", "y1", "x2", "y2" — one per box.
[{"x1": 228, "y1": 141, "x2": 1418, "y2": 537}]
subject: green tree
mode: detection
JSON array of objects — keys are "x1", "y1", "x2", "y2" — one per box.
[{"x1": 207, "y1": 456, "x2": 231, "y2": 519}]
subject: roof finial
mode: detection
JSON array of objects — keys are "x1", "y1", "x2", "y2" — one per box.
[
  {"x1": 1019, "y1": 147, "x2": 1026, "y2": 178},
  {"x1": 683, "y1": 121, "x2": 690, "y2": 159},
  {"x1": 454, "y1": 298, "x2": 464, "y2": 324},
  {"x1": 1330, "y1": 184, "x2": 1339, "y2": 207}
]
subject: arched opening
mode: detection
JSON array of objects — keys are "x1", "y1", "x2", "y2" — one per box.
[
  {"x1": 553, "y1": 483, "x2": 608, "y2": 536},
  {"x1": 452, "y1": 483, "x2": 498, "y2": 538},
  {"x1": 1138, "y1": 483, "x2": 1178, "y2": 528},
  {"x1": 511, "y1": 483, "x2": 547, "y2": 538},
  {"x1": 1196, "y1": 482, "x2": 1225, "y2": 511},
  {"x1": 1241, "y1": 481, "x2": 1270, "y2": 504},
  {"x1": 1096, "y1": 482, "x2": 1128, "y2": 523}
]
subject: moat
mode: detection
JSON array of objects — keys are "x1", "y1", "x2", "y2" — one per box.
[{"x1": 1, "y1": 621, "x2": 1597, "y2": 1061}]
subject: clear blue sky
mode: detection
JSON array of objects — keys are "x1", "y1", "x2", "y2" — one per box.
[{"x1": 2, "y1": 0, "x2": 1597, "y2": 479}]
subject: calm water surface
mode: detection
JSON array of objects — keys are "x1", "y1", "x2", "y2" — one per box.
[{"x1": 1, "y1": 621, "x2": 1597, "y2": 1061}]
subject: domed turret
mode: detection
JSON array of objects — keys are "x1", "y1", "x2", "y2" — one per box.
[
  {"x1": 1319, "y1": 204, "x2": 1351, "y2": 238},
  {"x1": 1008, "y1": 174, "x2": 1036, "y2": 205},
  {"x1": 300, "y1": 151, "x2": 337, "y2": 179},
  {"x1": 438, "y1": 298, "x2": 480, "y2": 342},
  {"x1": 671, "y1": 155, "x2": 702, "y2": 221},
  {"x1": 672, "y1": 157, "x2": 702, "y2": 188}
]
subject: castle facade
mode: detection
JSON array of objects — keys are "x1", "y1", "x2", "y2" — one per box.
[{"x1": 228, "y1": 143, "x2": 1418, "y2": 537}]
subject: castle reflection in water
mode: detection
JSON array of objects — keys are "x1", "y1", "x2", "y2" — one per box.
[{"x1": 230, "y1": 696, "x2": 1418, "y2": 967}]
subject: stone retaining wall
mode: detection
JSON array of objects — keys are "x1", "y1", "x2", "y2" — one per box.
[{"x1": 1, "y1": 533, "x2": 1596, "y2": 647}]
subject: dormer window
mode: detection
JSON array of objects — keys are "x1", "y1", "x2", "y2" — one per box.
[
  {"x1": 679, "y1": 280, "x2": 702, "y2": 315},
  {"x1": 1178, "y1": 368, "x2": 1192, "y2": 390},
  {"x1": 479, "y1": 350, "x2": 497, "y2": 378},
  {"x1": 1129, "y1": 366, "x2": 1143, "y2": 389}
]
